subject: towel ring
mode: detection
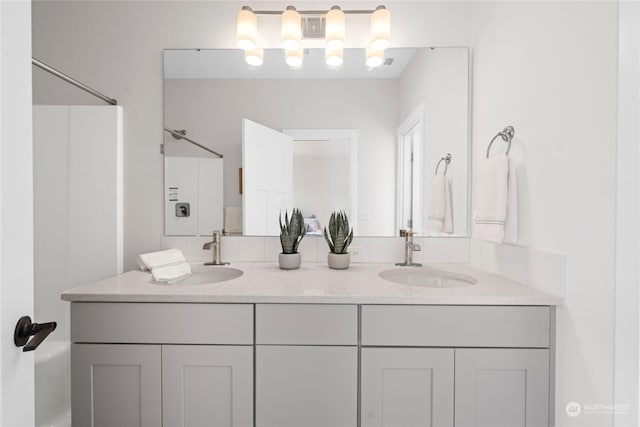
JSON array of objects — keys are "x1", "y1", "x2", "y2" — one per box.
[
  {"x1": 486, "y1": 126, "x2": 515, "y2": 158},
  {"x1": 435, "y1": 153, "x2": 452, "y2": 175}
]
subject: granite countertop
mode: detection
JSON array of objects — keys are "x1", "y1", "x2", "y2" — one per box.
[{"x1": 61, "y1": 262, "x2": 562, "y2": 305}]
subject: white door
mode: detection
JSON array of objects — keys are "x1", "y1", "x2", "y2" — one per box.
[
  {"x1": 1, "y1": 1, "x2": 35, "y2": 425},
  {"x1": 242, "y1": 119, "x2": 293, "y2": 235}
]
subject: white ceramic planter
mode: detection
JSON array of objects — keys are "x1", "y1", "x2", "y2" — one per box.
[
  {"x1": 279, "y1": 253, "x2": 301, "y2": 270},
  {"x1": 327, "y1": 252, "x2": 350, "y2": 270}
]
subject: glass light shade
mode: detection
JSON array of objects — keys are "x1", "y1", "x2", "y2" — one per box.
[
  {"x1": 370, "y1": 6, "x2": 391, "y2": 51},
  {"x1": 281, "y1": 7, "x2": 302, "y2": 51},
  {"x1": 366, "y1": 48, "x2": 384, "y2": 68},
  {"x1": 244, "y1": 48, "x2": 264, "y2": 66},
  {"x1": 325, "y1": 47, "x2": 344, "y2": 67},
  {"x1": 325, "y1": 7, "x2": 345, "y2": 51},
  {"x1": 237, "y1": 8, "x2": 258, "y2": 51},
  {"x1": 286, "y1": 48, "x2": 304, "y2": 67}
]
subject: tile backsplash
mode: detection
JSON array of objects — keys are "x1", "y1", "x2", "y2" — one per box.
[
  {"x1": 470, "y1": 239, "x2": 565, "y2": 297},
  {"x1": 158, "y1": 235, "x2": 563, "y2": 297},
  {"x1": 160, "y1": 236, "x2": 471, "y2": 265}
]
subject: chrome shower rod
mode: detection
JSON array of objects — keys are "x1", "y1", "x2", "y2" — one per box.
[
  {"x1": 164, "y1": 128, "x2": 224, "y2": 158},
  {"x1": 32, "y1": 58, "x2": 117, "y2": 105}
]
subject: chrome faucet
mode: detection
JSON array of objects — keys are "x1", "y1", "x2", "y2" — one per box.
[
  {"x1": 396, "y1": 229, "x2": 422, "y2": 267},
  {"x1": 203, "y1": 230, "x2": 229, "y2": 266}
]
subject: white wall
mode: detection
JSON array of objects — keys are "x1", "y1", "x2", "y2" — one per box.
[
  {"x1": 398, "y1": 47, "x2": 469, "y2": 236},
  {"x1": 615, "y1": 2, "x2": 640, "y2": 426},
  {"x1": 470, "y1": 2, "x2": 619, "y2": 426},
  {"x1": 165, "y1": 78, "x2": 398, "y2": 236},
  {"x1": 31, "y1": 0, "x2": 471, "y2": 270},
  {"x1": 293, "y1": 149, "x2": 351, "y2": 232}
]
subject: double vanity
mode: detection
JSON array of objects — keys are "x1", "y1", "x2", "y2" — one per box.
[{"x1": 62, "y1": 262, "x2": 559, "y2": 427}]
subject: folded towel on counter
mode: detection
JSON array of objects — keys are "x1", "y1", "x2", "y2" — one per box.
[
  {"x1": 427, "y1": 174, "x2": 453, "y2": 234},
  {"x1": 137, "y1": 248, "x2": 186, "y2": 271},
  {"x1": 151, "y1": 263, "x2": 192, "y2": 283},
  {"x1": 137, "y1": 249, "x2": 191, "y2": 283},
  {"x1": 473, "y1": 155, "x2": 518, "y2": 243},
  {"x1": 224, "y1": 206, "x2": 243, "y2": 234}
]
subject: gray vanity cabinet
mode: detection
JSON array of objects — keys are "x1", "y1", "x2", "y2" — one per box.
[
  {"x1": 255, "y1": 304, "x2": 358, "y2": 427},
  {"x1": 69, "y1": 303, "x2": 254, "y2": 427},
  {"x1": 361, "y1": 348, "x2": 455, "y2": 427},
  {"x1": 71, "y1": 343, "x2": 162, "y2": 427},
  {"x1": 360, "y1": 305, "x2": 553, "y2": 427},
  {"x1": 162, "y1": 345, "x2": 253, "y2": 427},
  {"x1": 454, "y1": 348, "x2": 550, "y2": 427}
]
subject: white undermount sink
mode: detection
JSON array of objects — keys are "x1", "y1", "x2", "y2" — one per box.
[
  {"x1": 379, "y1": 267, "x2": 477, "y2": 288},
  {"x1": 169, "y1": 267, "x2": 243, "y2": 286}
]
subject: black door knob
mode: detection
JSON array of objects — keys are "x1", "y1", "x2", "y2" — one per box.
[{"x1": 14, "y1": 316, "x2": 57, "y2": 352}]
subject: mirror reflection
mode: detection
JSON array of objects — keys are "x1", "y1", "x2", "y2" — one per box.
[{"x1": 163, "y1": 47, "x2": 469, "y2": 237}]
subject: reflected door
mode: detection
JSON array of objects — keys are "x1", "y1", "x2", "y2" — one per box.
[
  {"x1": 396, "y1": 106, "x2": 424, "y2": 235},
  {"x1": 242, "y1": 119, "x2": 293, "y2": 235}
]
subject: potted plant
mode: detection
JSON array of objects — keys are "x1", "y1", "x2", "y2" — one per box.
[
  {"x1": 278, "y1": 208, "x2": 306, "y2": 270},
  {"x1": 324, "y1": 210, "x2": 354, "y2": 269}
]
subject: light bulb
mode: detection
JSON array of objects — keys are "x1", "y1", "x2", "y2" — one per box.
[
  {"x1": 366, "y1": 48, "x2": 384, "y2": 68},
  {"x1": 325, "y1": 6, "x2": 345, "y2": 51},
  {"x1": 370, "y1": 6, "x2": 390, "y2": 51},
  {"x1": 244, "y1": 48, "x2": 264, "y2": 66},
  {"x1": 286, "y1": 48, "x2": 304, "y2": 67},
  {"x1": 281, "y1": 6, "x2": 302, "y2": 51},
  {"x1": 326, "y1": 47, "x2": 343, "y2": 67},
  {"x1": 237, "y1": 7, "x2": 257, "y2": 51}
]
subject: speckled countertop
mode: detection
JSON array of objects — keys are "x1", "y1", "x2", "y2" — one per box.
[{"x1": 61, "y1": 262, "x2": 562, "y2": 305}]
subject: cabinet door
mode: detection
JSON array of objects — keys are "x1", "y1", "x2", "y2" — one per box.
[
  {"x1": 162, "y1": 345, "x2": 253, "y2": 427},
  {"x1": 455, "y1": 349, "x2": 549, "y2": 427},
  {"x1": 71, "y1": 344, "x2": 162, "y2": 427},
  {"x1": 361, "y1": 348, "x2": 454, "y2": 427},
  {"x1": 256, "y1": 345, "x2": 357, "y2": 427}
]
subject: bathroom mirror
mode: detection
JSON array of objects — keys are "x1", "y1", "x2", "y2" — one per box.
[{"x1": 163, "y1": 47, "x2": 470, "y2": 237}]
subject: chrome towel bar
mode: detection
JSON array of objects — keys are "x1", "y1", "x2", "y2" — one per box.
[
  {"x1": 486, "y1": 126, "x2": 515, "y2": 158},
  {"x1": 435, "y1": 153, "x2": 452, "y2": 175}
]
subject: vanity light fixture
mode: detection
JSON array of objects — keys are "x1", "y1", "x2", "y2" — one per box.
[
  {"x1": 281, "y1": 6, "x2": 302, "y2": 51},
  {"x1": 244, "y1": 48, "x2": 264, "y2": 66},
  {"x1": 285, "y1": 48, "x2": 304, "y2": 68},
  {"x1": 236, "y1": 5, "x2": 389, "y2": 68},
  {"x1": 325, "y1": 6, "x2": 345, "y2": 51},
  {"x1": 365, "y1": 48, "x2": 384, "y2": 68},
  {"x1": 326, "y1": 47, "x2": 344, "y2": 67},
  {"x1": 370, "y1": 5, "x2": 391, "y2": 51},
  {"x1": 237, "y1": 6, "x2": 258, "y2": 51}
]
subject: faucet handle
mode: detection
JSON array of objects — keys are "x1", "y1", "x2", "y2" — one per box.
[{"x1": 399, "y1": 229, "x2": 416, "y2": 237}]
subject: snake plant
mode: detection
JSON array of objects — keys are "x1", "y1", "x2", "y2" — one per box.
[
  {"x1": 324, "y1": 211, "x2": 354, "y2": 254},
  {"x1": 279, "y1": 208, "x2": 306, "y2": 254}
]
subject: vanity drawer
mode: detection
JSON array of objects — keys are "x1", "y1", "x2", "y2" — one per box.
[
  {"x1": 256, "y1": 304, "x2": 357, "y2": 345},
  {"x1": 361, "y1": 305, "x2": 550, "y2": 348},
  {"x1": 71, "y1": 302, "x2": 253, "y2": 344}
]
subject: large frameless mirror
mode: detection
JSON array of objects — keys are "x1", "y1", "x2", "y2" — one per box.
[{"x1": 163, "y1": 47, "x2": 470, "y2": 237}]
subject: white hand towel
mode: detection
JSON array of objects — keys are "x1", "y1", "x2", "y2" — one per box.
[
  {"x1": 428, "y1": 175, "x2": 453, "y2": 234},
  {"x1": 503, "y1": 160, "x2": 518, "y2": 243},
  {"x1": 137, "y1": 249, "x2": 186, "y2": 271},
  {"x1": 473, "y1": 155, "x2": 509, "y2": 243},
  {"x1": 151, "y1": 263, "x2": 192, "y2": 283},
  {"x1": 443, "y1": 178, "x2": 453, "y2": 233}
]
